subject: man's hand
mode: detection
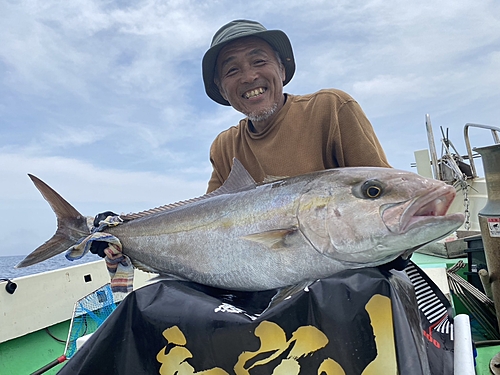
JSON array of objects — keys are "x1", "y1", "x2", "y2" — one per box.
[
  {"x1": 90, "y1": 211, "x2": 119, "y2": 258},
  {"x1": 93, "y1": 211, "x2": 119, "y2": 227},
  {"x1": 90, "y1": 241, "x2": 109, "y2": 258}
]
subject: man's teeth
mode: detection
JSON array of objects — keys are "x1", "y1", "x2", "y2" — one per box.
[{"x1": 244, "y1": 88, "x2": 265, "y2": 99}]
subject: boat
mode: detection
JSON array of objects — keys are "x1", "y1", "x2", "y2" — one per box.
[
  {"x1": 413, "y1": 116, "x2": 500, "y2": 375},
  {"x1": 0, "y1": 261, "x2": 157, "y2": 374},
  {"x1": 1, "y1": 117, "x2": 499, "y2": 374}
]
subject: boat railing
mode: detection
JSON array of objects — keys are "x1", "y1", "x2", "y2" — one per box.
[
  {"x1": 426, "y1": 115, "x2": 475, "y2": 184},
  {"x1": 425, "y1": 115, "x2": 500, "y2": 183},
  {"x1": 464, "y1": 123, "x2": 500, "y2": 178},
  {"x1": 425, "y1": 114, "x2": 440, "y2": 180}
]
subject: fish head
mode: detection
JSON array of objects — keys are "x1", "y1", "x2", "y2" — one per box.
[{"x1": 297, "y1": 167, "x2": 465, "y2": 267}]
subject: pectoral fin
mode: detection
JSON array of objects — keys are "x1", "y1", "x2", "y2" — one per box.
[{"x1": 241, "y1": 227, "x2": 299, "y2": 249}]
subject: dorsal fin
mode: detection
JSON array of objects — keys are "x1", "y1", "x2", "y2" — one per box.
[
  {"x1": 121, "y1": 158, "x2": 256, "y2": 221},
  {"x1": 212, "y1": 158, "x2": 257, "y2": 194}
]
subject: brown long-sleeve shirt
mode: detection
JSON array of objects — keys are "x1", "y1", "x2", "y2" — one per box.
[{"x1": 207, "y1": 89, "x2": 390, "y2": 193}]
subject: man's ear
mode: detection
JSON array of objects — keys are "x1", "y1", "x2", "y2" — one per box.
[{"x1": 280, "y1": 64, "x2": 286, "y2": 83}]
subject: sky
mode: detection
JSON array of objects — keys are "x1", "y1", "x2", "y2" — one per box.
[{"x1": 1, "y1": 0, "x2": 499, "y2": 257}]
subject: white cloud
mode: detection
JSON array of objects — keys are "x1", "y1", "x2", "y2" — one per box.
[
  {"x1": 0, "y1": 150, "x2": 209, "y2": 256},
  {"x1": 1, "y1": 0, "x2": 499, "y2": 255},
  {"x1": 41, "y1": 124, "x2": 109, "y2": 148},
  {"x1": 0, "y1": 151, "x2": 207, "y2": 203}
]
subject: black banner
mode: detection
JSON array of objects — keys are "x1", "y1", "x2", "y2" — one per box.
[{"x1": 59, "y1": 266, "x2": 452, "y2": 375}]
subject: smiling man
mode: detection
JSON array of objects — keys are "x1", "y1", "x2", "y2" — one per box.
[
  {"x1": 203, "y1": 20, "x2": 390, "y2": 192},
  {"x1": 215, "y1": 37, "x2": 286, "y2": 132}
]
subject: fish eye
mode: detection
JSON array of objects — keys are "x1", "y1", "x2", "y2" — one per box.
[
  {"x1": 351, "y1": 179, "x2": 388, "y2": 199},
  {"x1": 362, "y1": 180, "x2": 384, "y2": 199},
  {"x1": 351, "y1": 179, "x2": 387, "y2": 199}
]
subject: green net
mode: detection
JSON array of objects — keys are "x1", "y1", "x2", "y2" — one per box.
[{"x1": 65, "y1": 283, "x2": 117, "y2": 358}]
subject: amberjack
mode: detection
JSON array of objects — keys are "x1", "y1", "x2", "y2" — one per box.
[{"x1": 17, "y1": 159, "x2": 464, "y2": 291}]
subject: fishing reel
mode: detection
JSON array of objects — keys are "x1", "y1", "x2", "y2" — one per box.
[{"x1": 0, "y1": 278, "x2": 17, "y2": 294}]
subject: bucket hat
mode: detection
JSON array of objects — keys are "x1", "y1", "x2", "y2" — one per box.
[{"x1": 202, "y1": 19, "x2": 295, "y2": 106}]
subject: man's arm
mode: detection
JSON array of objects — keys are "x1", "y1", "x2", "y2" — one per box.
[{"x1": 334, "y1": 99, "x2": 391, "y2": 168}]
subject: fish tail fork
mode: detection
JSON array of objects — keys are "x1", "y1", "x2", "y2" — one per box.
[{"x1": 16, "y1": 175, "x2": 90, "y2": 268}]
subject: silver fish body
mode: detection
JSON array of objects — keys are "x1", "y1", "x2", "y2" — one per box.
[{"x1": 18, "y1": 160, "x2": 464, "y2": 291}]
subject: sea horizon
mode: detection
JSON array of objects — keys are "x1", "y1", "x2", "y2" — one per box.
[{"x1": 0, "y1": 253, "x2": 99, "y2": 280}]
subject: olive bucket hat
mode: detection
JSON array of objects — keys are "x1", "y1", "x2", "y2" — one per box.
[{"x1": 202, "y1": 19, "x2": 295, "y2": 106}]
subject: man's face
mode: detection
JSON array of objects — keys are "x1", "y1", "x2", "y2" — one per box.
[{"x1": 215, "y1": 37, "x2": 286, "y2": 124}]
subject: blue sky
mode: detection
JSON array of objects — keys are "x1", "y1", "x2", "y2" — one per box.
[{"x1": 1, "y1": 0, "x2": 499, "y2": 257}]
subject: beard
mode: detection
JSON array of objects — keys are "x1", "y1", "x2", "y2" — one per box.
[{"x1": 246, "y1": 102, "x2": 279, "y2": 123}]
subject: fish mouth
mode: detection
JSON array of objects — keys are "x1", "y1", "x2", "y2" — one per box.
[{"x1": 381, "y1": 184, "x2": 463, "y2": 234}]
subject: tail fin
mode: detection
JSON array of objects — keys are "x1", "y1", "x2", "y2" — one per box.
[{"x1": 16, "y1": 175, "x2": 90, "y2": 268}]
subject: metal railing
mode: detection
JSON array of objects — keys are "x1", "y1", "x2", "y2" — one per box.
[
  {"x1": 425, "y1": 114, "x2": 440, "y2": 180},
  {"x1": 464, "y1": 123, "x2": 500, "y2": 178}
]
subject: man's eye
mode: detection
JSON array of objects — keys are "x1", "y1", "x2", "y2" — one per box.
[
  {"x1": 225, "y1": 68, "x2": 237, "y2": 76},
  {"x1": 254, "y1": 59, "x2": 266, "y2": 65}
]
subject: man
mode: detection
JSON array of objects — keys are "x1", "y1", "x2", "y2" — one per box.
[
  {"x1": 202, "y1": 19, "x2": 390, "y2": 193},
  {"x1": 202, "y1": 24, "x2": 454, "y2": 374}
]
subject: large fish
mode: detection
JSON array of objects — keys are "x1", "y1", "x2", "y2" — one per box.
[{"x1": 17, "y1": 159, "x2": 464, "y2": 291}]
